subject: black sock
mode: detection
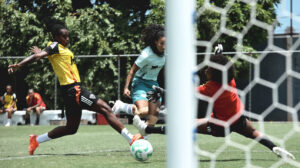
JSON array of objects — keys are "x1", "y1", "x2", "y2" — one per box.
[
  {"x1": 25, "y1": 117, "x2": 30, "y2": 125},
  {"x1": 145, "y1": 126, "x2": 166, "y2": 134},
  {"x1": 258, "y1": 136, "x2": 276, "y2": 150},
  {"x1": 35, "y1": 116, "x2": 40, "y2": 125}
]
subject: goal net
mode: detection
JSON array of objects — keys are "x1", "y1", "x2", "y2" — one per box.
[{"x1": 166, "y1": 0, "x2": 300, "y2": 168}]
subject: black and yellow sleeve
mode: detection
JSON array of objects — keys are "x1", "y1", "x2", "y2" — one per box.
[{"x1": 44, "y1": 42, "x2": 59, "y2": 55}]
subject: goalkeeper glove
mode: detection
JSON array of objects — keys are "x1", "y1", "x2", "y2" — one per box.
[{"x1": 147, "y1": 85, "x2": 165, "y2": 103}]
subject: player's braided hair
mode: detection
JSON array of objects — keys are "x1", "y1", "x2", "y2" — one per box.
[
  {"x1": 141, "y1": 24, "x2": 165, "y2": 56},
  {"x1": 44, "y1": 17, "x2": 66, "y2": 37},
  {"x1": 209, "y1": 54, "x2": 235, "y2": 84}
]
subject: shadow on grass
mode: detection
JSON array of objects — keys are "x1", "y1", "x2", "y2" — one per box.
[
  {"x1": 33, "y1": 149, "x2": 129, "y2": 157},
  {"x1": 126, "y1": 159, "x2": 165, "y2": 165},
  {"x1": 199, "y1": 158, "x2": 277, "y2": 162}
]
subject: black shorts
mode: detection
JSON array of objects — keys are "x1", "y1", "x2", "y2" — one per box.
[
  {"x1": 207, "y1": 115, "x2": 247, "y2": 137},
  {"x1": 60, "y1": 83, "x2": 99, "y2": 115}
]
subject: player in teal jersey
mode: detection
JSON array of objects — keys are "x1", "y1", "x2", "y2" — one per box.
[{"x1": 113, "y1": 24, "x2": 165, "y2": 126}]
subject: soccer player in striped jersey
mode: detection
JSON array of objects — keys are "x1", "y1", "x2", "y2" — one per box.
[
  {"x1": 133, "y1": 45, "x2": 295, "y2": 160},
  {"x1": 0, "y1": 85, "x2": 17, "y2": 127},
  {"x1": 8, "y1": 18, "x2": 141, "y2": 155},
  {"x1": 112, "y1": 24, "x2": 165, "y2": 127}
]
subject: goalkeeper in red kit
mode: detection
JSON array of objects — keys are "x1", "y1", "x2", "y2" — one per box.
[{"x1": 133, "y1": 44, "x2": 295, "y2": 160}]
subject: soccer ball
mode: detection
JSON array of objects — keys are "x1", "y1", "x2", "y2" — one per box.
[{"x1": 130, "y1": 139, "x2": 153, "y2": 161}]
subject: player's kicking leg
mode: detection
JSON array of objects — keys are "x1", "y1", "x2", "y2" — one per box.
[
  {"x1": 133, "y1": 115, "x2": 166, "y2": 136},
  {"x1": 133, "y1": 117, "x2": 210, "y2": 136},
  {"x1": 133, "y1": 116, "x2": 210, "y2": 136},
  {"x1": 112, "y1": 100, "x2": 137, "y2": 116},
  {"x1": 28, "y1": 86, "x2": 142, "y2": 155},
  {"x1": 28, "y1": 106, "x2": 82, "y2": 155},
  {"x1": 112, "y1": 100, "x2": 150, "y2": 117},
  {"x1": 28, "y1": 102, "x2": 143, "y2": 155},
  {"x1": 91, "y1": 98, "x2": 143, "y2": 145}
]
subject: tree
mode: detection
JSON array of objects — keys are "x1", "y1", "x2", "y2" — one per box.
[
  {"x1": 196, "y1": 0, "x2": 280, "y2": 82},
  {"x1": 0, "y1": 0, "x2": 280, "y2": 109}
]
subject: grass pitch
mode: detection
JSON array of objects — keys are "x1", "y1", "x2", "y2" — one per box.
[{"x1": 0, "y1": 122, "x2": 299, "y2": 168}]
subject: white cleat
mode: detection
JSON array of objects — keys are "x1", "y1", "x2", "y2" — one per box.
[
  {"x1": 112, "y1": 100, "x2": 124, "y2": 115},
  {"x1": 272, "y1": 147, "x2": 296, "y2": 160},
  {"x1": 133, "y1": 115, "x2": 148, "y2": 136},
  {"x1": 5, "y1": 122, "x2": 11, "y2": 127}
]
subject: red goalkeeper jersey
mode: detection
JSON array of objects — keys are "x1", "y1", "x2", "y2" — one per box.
[
  {"x1": 26, "y1": 93, "x2": 46, "y2": 108},
  {"x1": 197, "y1": 79, "x2": 243, "y2": 124}
]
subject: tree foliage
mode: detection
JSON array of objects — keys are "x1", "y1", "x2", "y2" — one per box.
[
  {"x1": 0, "y1": 0, "x2": 280, "y2": 109},
  {"x1": 196, "y1": 0, "x2": 279, "y2": 81}
]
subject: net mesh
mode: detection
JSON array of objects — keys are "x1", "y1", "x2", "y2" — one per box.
[{"x1": 194, "y1": 0, "x2": 300, "y2": 167}]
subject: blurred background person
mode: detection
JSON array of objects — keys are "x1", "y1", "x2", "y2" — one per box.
[
  {"x1": 25, "y1": 89, "x2": 46, "y2": 125},
  {"x1": 0, "y1": 85, "x2": 17, "y2": 127},
  {"x1": 0, "y1": 96, "x2": 4, "y2": 114}
]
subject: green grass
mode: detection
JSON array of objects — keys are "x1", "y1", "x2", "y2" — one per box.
[{"x1": 0, "y1": 123, "x2": 299, "y2": 168}]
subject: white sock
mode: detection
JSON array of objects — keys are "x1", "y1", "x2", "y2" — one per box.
[
  {"x1": 36, "y1": 133, "x2": 52, "y2": 144},
  {"x1": 7, "y1": 119, "x2": 11, "y2": 124},
  {"x1": 121, "y1": 103, "x2": 134, "y2": 115},
  {"x1": 121, "y1": 128, "x2": 133, "y2": 144}
]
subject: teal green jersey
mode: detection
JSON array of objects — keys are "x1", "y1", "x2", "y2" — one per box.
[{"x1": 135, "y1": 46, "x2": 165, "y2": 81}]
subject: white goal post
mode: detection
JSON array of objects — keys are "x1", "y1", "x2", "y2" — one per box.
[{"x1": 166, "y1": 0, "x2": 197, "y2": 168}]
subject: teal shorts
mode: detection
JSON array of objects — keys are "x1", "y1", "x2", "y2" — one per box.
[{"x1": 131, "y1": 77, "x2": 161, "y2": 104}]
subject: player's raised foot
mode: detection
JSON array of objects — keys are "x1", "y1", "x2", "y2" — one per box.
[
  {"x1": 133, "y1": 115, "x2": 148, "y2": 136},
  {"x1": 29, "y1": 134, "x2": 39, "y2": 155},
  {"x1": 112, "y1": 100, "x2": 124, "y2": 115},
  {"x1": 272, "y1": 147, "x2": 295, "y2": 160},
  {"x1": 130, "y1": 133, "x2": 144, "y2": 146}
]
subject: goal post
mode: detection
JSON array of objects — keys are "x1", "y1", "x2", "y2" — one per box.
[{"x1": 166, "y1": 0, "x2": 197, "y2": 168}]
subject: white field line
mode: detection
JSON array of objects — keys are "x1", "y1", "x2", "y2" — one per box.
[{"x1": 0, "y1": 148, "x2": 127, "y2": 161}]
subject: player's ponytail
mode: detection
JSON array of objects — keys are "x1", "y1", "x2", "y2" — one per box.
[{"x1": 141, "y1": 24, "x2": 165, "y2": 56}]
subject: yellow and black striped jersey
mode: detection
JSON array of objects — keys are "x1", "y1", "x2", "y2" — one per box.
[{"x1": 45, "y1": 42, "x2": 81, "y2": 85}]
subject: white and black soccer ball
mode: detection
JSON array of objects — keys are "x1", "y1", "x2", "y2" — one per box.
[{"x1": 130, "y1": 139, "x2": 153, "y2": 161}]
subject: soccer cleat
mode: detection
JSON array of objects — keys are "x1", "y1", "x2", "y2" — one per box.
[
  {"x1": 112, "y1": 100, "x2": 124, "y2": 115},
  {"x1": 272, "y1": 147, "x2": 295, "y2": 160},
  {"x1": 133, "y1": 115, "x2": 148, "y2": 136},
  {"x1": 29, "y1": 134, "x2": 39, "y2": 155},
  {"x1": 130, "y1": 133, "x2": 144, "y2": 146}
]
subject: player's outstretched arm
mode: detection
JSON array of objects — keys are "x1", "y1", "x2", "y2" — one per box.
[
  {"x1": 123, "y1": 63, "x2": 140, "y2": 98},
  {"x1": 8, "y1": 46, "x2": 48, "y2": 74}
]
